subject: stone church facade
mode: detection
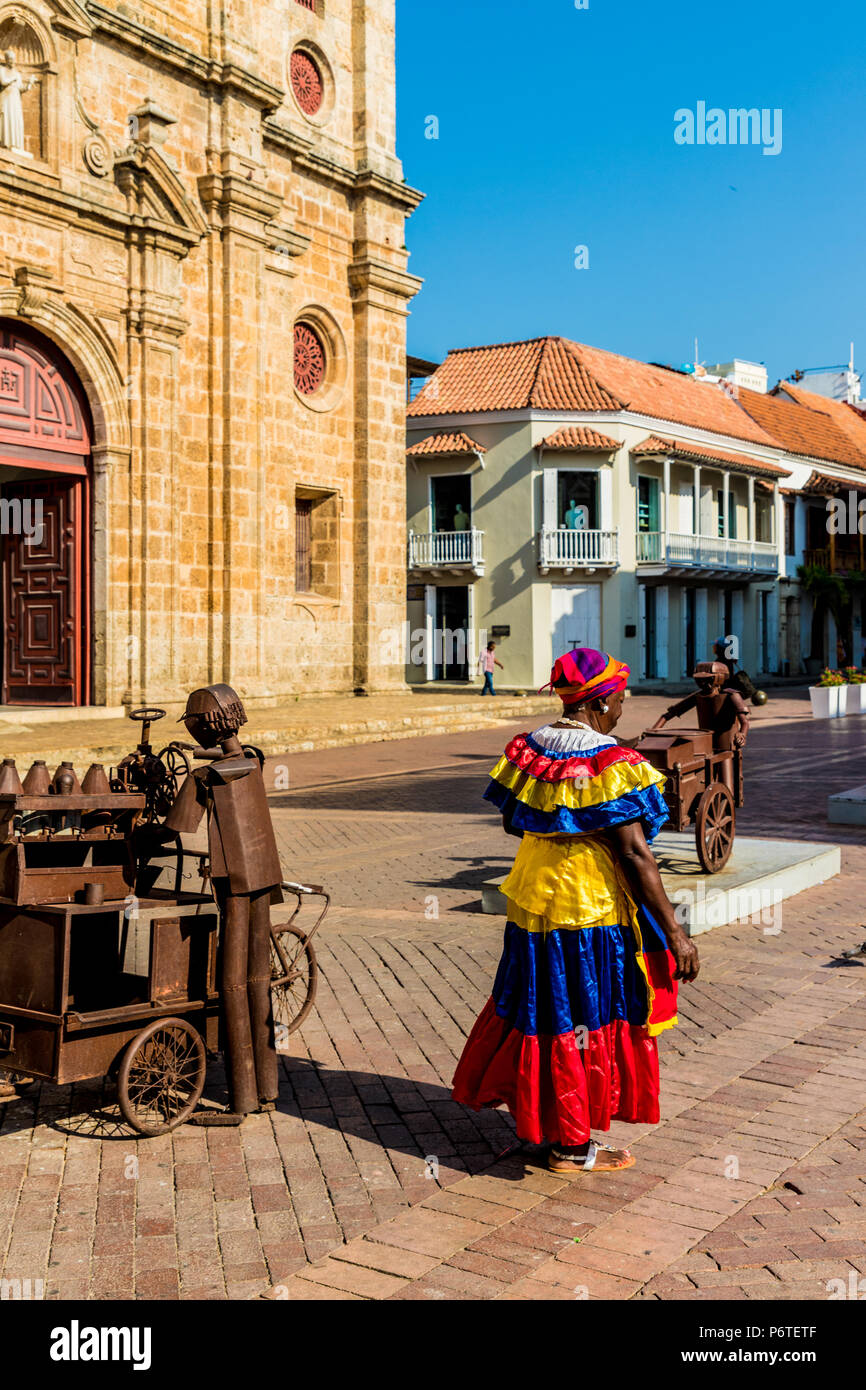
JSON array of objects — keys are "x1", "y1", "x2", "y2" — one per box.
[{"x1": 0, "y1": 0, "x2": 421, "y2": 706}]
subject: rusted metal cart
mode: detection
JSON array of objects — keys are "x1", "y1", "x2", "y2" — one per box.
[
  {"x1": 0, "y1": 709, "x2": 328, "y2": 1135},
  {"x1": 637, "y1": 728, "x2": 742, "y2": 873}
]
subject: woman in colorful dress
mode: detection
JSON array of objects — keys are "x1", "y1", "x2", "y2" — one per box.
[{"x1": 452, "y1": 647, "x2": 700, "y2": 1174}]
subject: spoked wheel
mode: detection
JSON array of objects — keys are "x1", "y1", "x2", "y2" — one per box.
[
  {"x1": 270, "y1": 926, "x2": 318, "y2": 1043},
  {"x1": 695, "y1": 782, "x2": 735, "y2": 873},
  {"x1": 117, "y1": 1017, "x2": 206, "y2": 1136},
  {"x1": 153, "y1": 744, "x2": 192, "y2": 820}
]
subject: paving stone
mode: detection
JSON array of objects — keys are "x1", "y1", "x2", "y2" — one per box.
[{"x1": 3, "y1": 712, "x2": 866, "y2": 1302}]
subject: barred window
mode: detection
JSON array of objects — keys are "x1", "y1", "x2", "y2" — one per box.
[
  {"x1": 294, "y1": 0, "x2": 317, "y2": 9},
  {"x1": 295, "y1": 489, "x2": 340, "y2": 599},
  {"x1": 295, "y1": 500, "x2": 312, "y2": 592}
]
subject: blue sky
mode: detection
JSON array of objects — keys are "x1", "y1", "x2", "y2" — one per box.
[{"x1": 396, "y1": 0, "x2": 864, "y2": 387}]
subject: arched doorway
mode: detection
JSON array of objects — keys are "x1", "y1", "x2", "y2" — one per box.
[{"x1": 0, "y1": 322, "x2": 92, "y2": 705}]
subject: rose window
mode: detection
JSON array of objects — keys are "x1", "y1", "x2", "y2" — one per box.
[
  {"x1": 290, "y1": 50, "x2": 324, "y2": 116},
  {"x1": 294, "y1": 323, "x2": 326, "y2": 394}
]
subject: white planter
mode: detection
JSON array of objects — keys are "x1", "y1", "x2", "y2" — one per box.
[
  {"x1": 845, "y1": 684, "x2": 866, "y2": 713},
  {"x1": 836, "y1": 685, "x2": 849, "y2": 717},
  {"x1": 810, "y1": 685, "x2": 841, "y2": 719}
]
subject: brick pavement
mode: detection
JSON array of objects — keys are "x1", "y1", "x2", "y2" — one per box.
[{"x1": 0, "y1": 698, "x2": 864, "y2": 1300}]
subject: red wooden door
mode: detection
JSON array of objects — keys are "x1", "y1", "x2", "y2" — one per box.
[
  {"x1": 2, "y1": 478, "x2": 84, "y2": 704},
  {"x1": 0, "y1": 324, "x2": 91, "y2": 706}
]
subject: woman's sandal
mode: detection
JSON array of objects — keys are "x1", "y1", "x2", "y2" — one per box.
[{"x1": 548, "y1": 1139, "x2": 635, "y2": 1174}]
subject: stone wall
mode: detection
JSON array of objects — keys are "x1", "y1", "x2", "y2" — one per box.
[{"x1": 0, "y1": 0, "x2": 422, "y2": 705}]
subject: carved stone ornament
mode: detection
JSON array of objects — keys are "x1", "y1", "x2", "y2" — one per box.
[{"x1": 83, "y1": 132, "x2": 112, "y2": 176}]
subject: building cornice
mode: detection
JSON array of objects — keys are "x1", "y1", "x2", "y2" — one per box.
[
  {"x1": 349, "y1": 255, "x2": 422, "y2": 309},
  {"x1": 0, "y1": 167, "x2": 199, "y2": 256},
  {"x1": 407, "y1": 407, "x2": 787, "y2": 467},
  {"x1": 52, "y1": 0, "x2": 93, "y2": 39},
  {"x1": 263, "y1": 122, "x2": 424, "y2": 210},
  {"x1": 87, "y1": 4, "x2": 283, "y2": 112},
  {"x1": 352, "y1": 168, "x2": 425, "y2": 213}
]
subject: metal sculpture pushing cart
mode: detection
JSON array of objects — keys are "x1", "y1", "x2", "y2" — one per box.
[
  {"x1": 0, "y1": 704, "x2": 327, "y2": 1135},
  {"x1": 637, "y1": 729, "x2": 742, "y2": 873}
]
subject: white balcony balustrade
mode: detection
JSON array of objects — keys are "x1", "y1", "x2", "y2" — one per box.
[
  {"x1": 408, "y1": 528, "x2": 485, "y2": 575},
  {"x1": 538, "y1": 528, "x2": 619, "y2": 572},
  {"x1": 636, "y1": 532, "x2": 778, "y2": 574}
]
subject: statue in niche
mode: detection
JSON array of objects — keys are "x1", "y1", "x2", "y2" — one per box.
[{"x1": 0, "y1": 50, "x2": 37, "y2": 155}]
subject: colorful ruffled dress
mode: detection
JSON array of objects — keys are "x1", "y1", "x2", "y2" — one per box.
[{"x1": 452, "y1": 721, "x2": 678, "y2": 1146}]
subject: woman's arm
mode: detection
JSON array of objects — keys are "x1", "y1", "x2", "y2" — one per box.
[{"x1": 605, "y1": 820, "x2": 700, "y2": 981}]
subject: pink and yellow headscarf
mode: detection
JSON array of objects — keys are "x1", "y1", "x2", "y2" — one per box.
[{"x1": 540, "y1": 647, "x2": 630, "y2": 708}]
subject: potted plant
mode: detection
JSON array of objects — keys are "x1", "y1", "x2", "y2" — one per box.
[
  {"x1": 844, "y1": 667, "x2": 866, "y2": 714},
  {"x1": 810, "y1": 668, "x2": 846, "y2": 719}
]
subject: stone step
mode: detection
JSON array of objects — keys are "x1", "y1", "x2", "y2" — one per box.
[{"x1": 0, "y1": 696, "x2": 553, "y2": 774}]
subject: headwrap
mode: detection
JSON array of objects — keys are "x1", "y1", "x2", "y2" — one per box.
[{"x1": 539, "y1": 647, "x2": 630, "y2": 707}]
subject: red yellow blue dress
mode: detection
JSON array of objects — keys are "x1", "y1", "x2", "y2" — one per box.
[{"x1": 452, "y1": 722, "x2": 678, "y2": 1146}]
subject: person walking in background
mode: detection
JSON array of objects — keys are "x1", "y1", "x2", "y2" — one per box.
[
  {"x1": 479, "y1": 640, "x2": 503, "y2": 695},
  {"x1": 453, "y1": 647, "x2": 699, "y2": 1173}
]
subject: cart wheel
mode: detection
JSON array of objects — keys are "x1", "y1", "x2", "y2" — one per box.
[
  {"x1": 270, "y1": 926, "x2": 318, "y2": 1041},
  {"x1": 695, "y1": 782, "x2": 735, "y2": 873},
  {"x1": 153, "y1": 744, "x2": 192, "y2": 820},
  {"x1": 117, "y1": 1017, "x2": 206, "y2": 1136}
]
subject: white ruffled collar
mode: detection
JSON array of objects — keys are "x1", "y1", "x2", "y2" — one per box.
[{"x1": 530, "y1": 722, "x2": 617, "y2": 754}]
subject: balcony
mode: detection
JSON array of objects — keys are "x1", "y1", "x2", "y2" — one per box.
[
  {"x1": 408, "y1": 528, "x2": 485, "y2": 577},
  {"x1": 636, "y1": 531, "x2": 778, "y2": 576},
  {"x1": 803, "y1": 546, "x2": 863, "y2": 574},
  {"x1": 538, "y1": 528, "x2": 619, "y2": 574}
]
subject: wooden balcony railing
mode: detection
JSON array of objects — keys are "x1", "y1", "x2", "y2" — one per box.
[
  {"x1": 636, "y1": 532, "x2": 778, "y2": 573},
  {"x1": 538, "y1": 528, "x2": 619, "y2": 571},
  {"x1": 408, "y1": 528, "x2": 485, "y2": 573}
]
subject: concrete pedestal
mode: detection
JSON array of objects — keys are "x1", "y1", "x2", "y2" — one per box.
[{"x1": 828, "y1": 786, "x2": 866, "y2": 826}]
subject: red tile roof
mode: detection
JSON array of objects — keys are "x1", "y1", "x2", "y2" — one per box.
[
  {"x1": 406, "y1": 431, "x2": 486, "y2": 458},
  {"x1": 540, "y1": 425, "x2": 620, "y2": 452},
  {"x1": 408, "y1": 336, "x2": 775, "y2": 447},
  {"x1": 633, "y1": 435, "x2": 790, "y2": 479},
  {"x1": 737, "y1": 387, "x2": 866, "y2": 472},
  {"x1": 774, "y1": 380, "x2": 866, "y2": 460},
  {"x1": 800, "y1": 469, "x2": 866, "y2": 496}
]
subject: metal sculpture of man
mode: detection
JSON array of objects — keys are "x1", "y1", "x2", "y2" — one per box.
[
  {"x1": 647, "y1": 660, "x2": 750, "y2": 793},
  {"x1": 0, "y1": 50, "x2": 36, "y2": 154},
  {"x1": 163, "y1": 684, "x2": 281, "y2": 1117}
]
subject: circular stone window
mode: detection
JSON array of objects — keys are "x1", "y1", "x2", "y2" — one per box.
[
  {"x1": 290, "y1": 49, "x2": 324, "y2": 116},
  {"x1": 292, "y1": 307, "x2": 347, "y2": 412},
  {"x1": 294, "y1": 322, "x2": 326, "y2": 395}
]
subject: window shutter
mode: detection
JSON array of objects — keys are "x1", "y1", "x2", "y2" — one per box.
[
  {"x1": 639, "y1": 585, "x2": 648, "y2": 677},
  {"x1": 656, "y1": 585, "x2": 669, "y2": 680},
  {"x1": 424, "y1": 584, "x2": 436, "y2": 681},
  {"x1": 767, "y1": 589, "x2": 779, "y2": 673},
  {"x1": 599, "y1": 467, "x2": 613, "y2": 532},
  {"x1": 542, "y1": 468, "x2": 558, "y2": 529},
  {"x1": 732, "y1": 590, "x2": 744, "y2": 649},
  {"x1": 695, "y1": 588, "x2": 709, "y2": 665}
]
